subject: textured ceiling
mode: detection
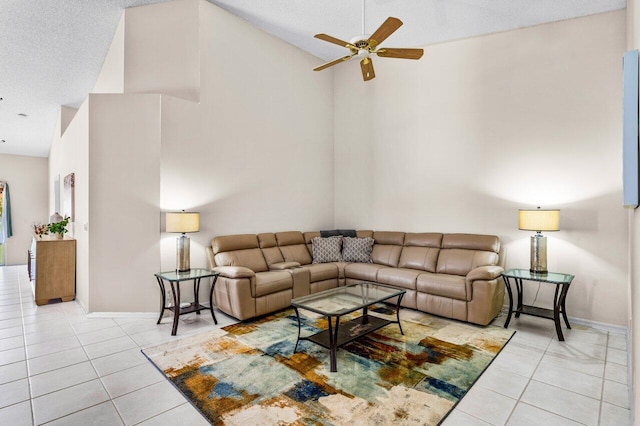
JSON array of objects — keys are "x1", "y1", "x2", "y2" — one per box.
[{"x1": 0, "y1": 0, "x2": 626, "y2": 158}]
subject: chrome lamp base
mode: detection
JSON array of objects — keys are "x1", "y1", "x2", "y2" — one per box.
[
  {"x1": 529, "y1": 233, "x2": 548, "y2": 274},
  {"x1": 176, "y1": 234, "x2": 190, "y2": 273}
]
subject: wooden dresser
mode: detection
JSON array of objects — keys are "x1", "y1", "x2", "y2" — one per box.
[{"x1": 28, "y1": 238, "x2": 76, "y2": 306}]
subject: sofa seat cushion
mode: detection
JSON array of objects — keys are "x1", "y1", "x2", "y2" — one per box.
[
  {"x1": 344, "y1": 263, "x2": 386, "y2": 282},
  {"x1": 376, "y1": 268, "x2": 420, "y2": 290},
  {"x1": 303, "y1": 263, "x2": 339, "y2": 283},
  {"x1": 417, "y1": 272, "x2": 468, "y2": 301},
  {"x1": 253, "y1": 271, "x2": 293, "y2": 297}
]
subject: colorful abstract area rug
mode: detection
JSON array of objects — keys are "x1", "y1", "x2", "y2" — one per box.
[{"x1": 143, "y1": 308, "x2": 514, "y2": 425}]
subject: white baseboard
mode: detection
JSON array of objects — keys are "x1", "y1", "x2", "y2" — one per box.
[
  {"x1": 568, "y1": 316, "x2": 628, "y2": 335},
  {"x1": 74, "y1": 299, "x2": 87, "y2": 314}
]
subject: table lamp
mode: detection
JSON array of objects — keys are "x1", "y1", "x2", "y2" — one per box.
[
  {"x1": 166, "y1": 211, "x2": 200, "y2": 272},
  {"x1": 518, "y1": 207, "x2": 560, "y2": 274}
]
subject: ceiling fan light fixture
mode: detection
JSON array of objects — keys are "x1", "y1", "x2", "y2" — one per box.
[
  {"x1": 350, "y1": 35, "x2": 370, "y2": 47},
  {"x1": 356, "y1": 49, "x2": 370, "y2": 59},
  {"x1": 313, "y1": 16, "x2": 423, "y2": 82}
]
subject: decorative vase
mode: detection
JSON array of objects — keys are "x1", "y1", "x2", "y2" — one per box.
[
  {"x1": 50, "y1": 212, "x2": 63, "y2": 223},
  {"x1": 51, "y1": 233, "x2": 63, "y2": 240}
]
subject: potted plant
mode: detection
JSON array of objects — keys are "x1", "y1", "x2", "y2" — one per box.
[
  {"x1": 33, "y1": 223, "x2": 49, "y2": 240},
  {"x1": 48, "y1": 216, "x2": 70, "y2": 239}
]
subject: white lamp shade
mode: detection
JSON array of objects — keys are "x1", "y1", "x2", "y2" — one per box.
[
  {"x1": 518, "y1": 209, "x2": 560, "y2": 232},
  {"x1": 166, "y1": 212, "x2": 200, "y2": 233}
]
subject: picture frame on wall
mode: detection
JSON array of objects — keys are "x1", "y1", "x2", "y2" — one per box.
[{"x1": 623, "y1": 49, "x2": 639, "y2": 208}]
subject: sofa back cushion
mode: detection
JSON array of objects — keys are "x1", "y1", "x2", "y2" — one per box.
[
  {"x1": 211, "y1": 234, "x2": 269, "y2": 273},
  {"x1": 398, "y1": 233, "x2": 443, "y2": 272},
  {"x1": 257, "y1": 233, "x2": 285, "y2": 266},
  {"x1": 303, "y1": 231, "x2": 321, "y2": 254},
  {"x1": 276, "y1": 231, "x2": 312, "y2": 265},
  {"x1": 357, "y1": 230, "x2": 374, "y2": 238},
  {"x1": 436, "y1": 234, "x2": 500, "y2": 276},
  {"x1": 370, "y1": 231, "x2": 405, "y2": 267}
]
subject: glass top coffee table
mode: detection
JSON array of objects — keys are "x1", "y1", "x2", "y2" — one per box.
[{"x1": 291, "y1": 282, "x2": 405, "y2": 372}]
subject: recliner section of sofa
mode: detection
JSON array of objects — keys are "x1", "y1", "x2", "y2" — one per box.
[{"x1": 207, "y1": 230, "x2": 504, "y2": 325}]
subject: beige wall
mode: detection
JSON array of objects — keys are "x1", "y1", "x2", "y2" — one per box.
[
  {"x1": 48, "y1": 0, "x2": 334, "y2": 311},
  {"x1": 93, "y1": 13, "x2": 125, "y2": 94},
  {"x1": 335, "y1": 11, "x2": 627, "y2": 326},
  {"x1": 48, "y1": 102, "x2": 90, "y2": 309},
  {"x1": 87, "y1": 94, "x2": 161, "y2": 312},
  {"x1": 124, "y1": 0, "x2": 200, "y2": 102},
  {"x1": 626, "y1": 0, "x2": 639, "y2": 422},
  {"x1": 156, "y1": 0, "x2": 335, "y2": 271},
  {"x1": 0, "y1": 154, "x2": 48, "y2": 265}
]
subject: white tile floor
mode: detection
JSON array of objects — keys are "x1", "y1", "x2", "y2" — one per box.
[
  {"x1": 0, "y1": 265, "x2": 631, "y2": 425},
  {"x1": 443, "y1": 312, "x2": 632, "y2": 426}
]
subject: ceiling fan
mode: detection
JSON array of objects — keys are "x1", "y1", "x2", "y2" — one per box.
[{"x1": 313, "y1": 16, "x2": 424, "y2": 81}]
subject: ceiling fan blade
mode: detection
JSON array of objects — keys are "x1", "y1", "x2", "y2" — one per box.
[
  {"x1": 360, "y1": 58, "x2": 375, "y2": 81},
  {"x1": 376, "y1": 48, "x2": 424, "y2": 60},
  {"x1": 368, "y1": 17, "x2": 403, "y2": 47},
  {"x1": 314, "y1": 54, "x2": 355, "y2": 71},
  {"x1": 314, "y1": 33, "x2": 356, "y2": 50}
]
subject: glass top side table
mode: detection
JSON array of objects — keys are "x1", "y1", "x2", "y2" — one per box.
[
  {"x1": 502, "y1": 268, "x2": 574, "y2": 341},
  {"x1": 154, "y1": 268, "x2": 220, "y2": 335}
]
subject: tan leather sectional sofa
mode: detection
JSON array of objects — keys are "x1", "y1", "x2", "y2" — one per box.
[{"x1": 205, "y1": 231, "x2": 504, "y2": 326}]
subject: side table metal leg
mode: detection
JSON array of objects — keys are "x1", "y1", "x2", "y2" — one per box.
[
  {"x1": 209, "y1": 276, "x2": 218, "y2": 325},
  {"x1": 171, "y1": 282, "x2": 180, "y2": 336},
  {"x1": 515, "y1": 278, "x2": 523, "y2": 318},
  {"x1": 396, "y1": 293, "x2": 404, "y2": 335},
  {"x1": 194, "y1": 278, "x2": 201, "y2": 315},
  {"x1": 560, "y1": 283, "x2": 571, "y2": 329},
  {"x1": 503, "y1": 276, "x2": 514, "y2": 328},
  {"x1": 553, "y1": 285, "x2": 564, "y2": 341},
  {"x1": 156, "y1": 277, "x2": 166, "y2": 325}
]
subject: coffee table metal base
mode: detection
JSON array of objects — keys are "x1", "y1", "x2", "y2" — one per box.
[{"x1": 293, "y1": 294, "x2": 404, "y2": 373}]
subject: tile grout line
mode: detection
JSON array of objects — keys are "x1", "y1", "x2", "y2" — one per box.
[
  {"x1": 69, "y1": 310, "x2": 129, "y2": 426},
  {"x1": 528, "y1": 335, "x2": 609, "y2": 425},
  {"x1": 18, "y1": 268, "x2": 36, "y2": 426},
  {"x1": 501, "y1": 330, "x2": 552, "y2": 425},
  {"x1": 597, "y1": 332, "x2": 609, "y2": 426}
]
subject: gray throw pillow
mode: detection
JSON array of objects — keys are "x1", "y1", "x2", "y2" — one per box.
[
  {"x1": 342, "y1": 237, "x2": 374, "y2": 263},
  {"x1": 320, "y1": 229, "x2": 357, "y2": 238},
  {"x1": 311, "y1": 236, "x2": 343, "y2": 263}
]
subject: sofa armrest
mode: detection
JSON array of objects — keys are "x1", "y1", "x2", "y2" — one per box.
[
  {"x1": 212, "y1": 266, "x2": 256, "y2": 279},
  {"x1": 270, "y1": 262, "x2": 301, "y2": 270},
  {"x1": 466, "y1": 265, "x2": 504, "y2": 282},
  {"x1": 206, "y1": 246, "x2": 216, "y2": 269}
]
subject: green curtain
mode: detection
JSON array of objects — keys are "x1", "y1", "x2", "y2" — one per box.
[{"x1": 1, "y1": 183, "x2": 12, "y2": 240}]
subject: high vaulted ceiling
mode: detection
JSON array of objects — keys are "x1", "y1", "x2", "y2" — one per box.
[{"x1": 0, "y1": 0, "x2": 626, "y2": 158}]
